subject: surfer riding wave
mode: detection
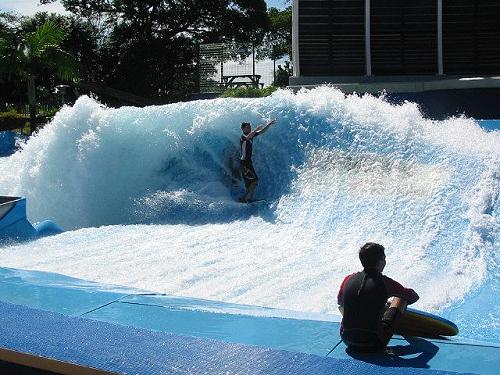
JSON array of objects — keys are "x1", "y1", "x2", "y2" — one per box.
[{"x1": 239, "y1": 119, "x2": 276, "y2": 203}]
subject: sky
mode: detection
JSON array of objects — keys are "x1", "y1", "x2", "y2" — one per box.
[
  {"x1": 0, "y1": 0, "x2": 288, "y2": 16},
  {"x1": 266, "y1": 0, "x2": 289, "y2": 9},
  {"x1": 0, "y1": 0, "x2": 68, "y2": 16}
]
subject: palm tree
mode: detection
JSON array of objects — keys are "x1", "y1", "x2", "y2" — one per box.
[{"x1": 0, "y1": 20, "x2": 78, "y2": 133}]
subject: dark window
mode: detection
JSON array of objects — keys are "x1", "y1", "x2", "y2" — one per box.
[
  {"x1": 299, "y1": 0, "x2": 365, "y2": 76},
  {"x1": 371, "y1": 0, "x2": 437, "y2": 75},
  {"x1": 443, "y1": 0, "x2": 500, "y2": 75}
]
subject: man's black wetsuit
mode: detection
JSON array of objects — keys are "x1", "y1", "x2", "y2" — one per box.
[
  {"x1": 240, "y1": 133, "x2": 259, "y2": 188},
  {"x1": 337, "y1": 271, "x2": 419, "y2": 351}
]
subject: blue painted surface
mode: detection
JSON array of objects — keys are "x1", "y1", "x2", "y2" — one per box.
[
  {"x1": 477, "y1": 119, "x2": 500, "y2": 132},
  {"x1": 0, "y1": 300, "x2": 466, "y2": 375},
  {"x1": 33, "y1": 219, "x2": 64, "y2": 237},
  {"x1": 0, "y1": 267, "x2": 132, "y2": 316},
  {"x1": 332, "y1": 338, "x2": 498, "y2": 374},
  {"x1": 0, "y1": 131, "x2": 15, "y2": 156},
  {"x1": 0, "y1": 198, "x2": 38, "y2": 241},
  {"x1": 0, "y1": 197, "x2": 63, "y2": 243},
  {"x1": 0, "y1": 267, "x2": 498, "y2": 374},
  {"x1": 86, "y1": 297, "x2": 338, "y2": 356}
]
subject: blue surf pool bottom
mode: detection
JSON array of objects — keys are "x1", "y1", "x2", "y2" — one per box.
[{"x1": 0, "y1": 267, "x2": 498, "y2": 374}]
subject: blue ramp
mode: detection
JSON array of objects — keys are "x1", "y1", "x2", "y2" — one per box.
[
  {"x1": 0, "y1": 300, "x2": 462, "y2": 375},
  {"x1": 0, "y1": 267, "x2": 498, "y2": 374}
]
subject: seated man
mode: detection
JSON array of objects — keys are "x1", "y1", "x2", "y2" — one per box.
[{"x1": 337, "y1": 242, "x2": 419, "y2": 352}]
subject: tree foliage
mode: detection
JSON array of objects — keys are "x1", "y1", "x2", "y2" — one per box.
[
  {"x1": 4, "y1": 1, "x2": 278, "y2": 106},
  {"x1": 37, "y1": 0, "x2": 269, "y2": 102},
  {"x1": 1, "y1": 12, "x2": 98, "y2": 108},
  {"x1": 0, "y1": 17, "x2": 79, "y2": 132},
  {"x1": 1, "y1": 16, "x2": 78, "y2": 80},
  {"x1": 221, "y1": 85, "x2": 278, "y2": 98},
  {"x1": 0, "y1": 13, "x2": 23, "y2": 105},
  {"x1": 20, "y1": 13, "x2": 100, "y2": 82},
  {"x1": 259, "y1": 6, "x2": 291, "y2": 61}
]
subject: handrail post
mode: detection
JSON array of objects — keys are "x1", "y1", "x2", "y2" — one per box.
[
  {"x1": 365, "y1": 0, "x2": 372, "y2": 76},
  {"x1": 437, "y1": 0, "x2": 443, "y2": 75},
  {"x1": 292, "y1": 0, "x2": 300, "y2": 77}
]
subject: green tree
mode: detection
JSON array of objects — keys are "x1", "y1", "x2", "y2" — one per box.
[
  {"x1": 40, "y1": 0, "x2": 269, "y2": 102},
  {"x1": 0, "y1": 20, "x2": 78, "y2": 133},
  {"x1": 21, "y1": 13, "x2": 100, "y2": 82},
  {"x1": 274, "y1": 60, "x2": 292, "y2": 87},
  {"x1": 258, "y1": 6, "x2": 292, "y2": 85},
  {"x1": 0, "y1": 12, "x2": 18, "y2": 36},
  {"x1": 261, "y1": 6, "x2": 292, "y2": 60},
  {"x1": 0, "y1": 12, "x2": 23, "y2": 109}
]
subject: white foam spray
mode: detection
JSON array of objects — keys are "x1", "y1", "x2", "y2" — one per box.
[{"x1": 0, "y1": 87, "x2": 498, "y2": 341}]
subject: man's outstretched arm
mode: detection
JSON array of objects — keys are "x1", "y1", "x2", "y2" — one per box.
[
  {"x1": 255, "y1": 119, "x2": 277, "y2": 136},
  {"x1": 242, "y1": 119, "x2": 277, "y2": 141}
]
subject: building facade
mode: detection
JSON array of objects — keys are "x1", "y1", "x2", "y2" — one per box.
[{"x1": 292, "y1": 0, "x2": 500, "y2": 78}]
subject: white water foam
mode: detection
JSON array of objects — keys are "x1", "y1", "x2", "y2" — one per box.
[{"x1": 0, "y1": 88, "x2": 499, "y2": 341}]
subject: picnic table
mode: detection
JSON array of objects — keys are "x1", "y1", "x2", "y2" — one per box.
[{"x1": 221, "y1": 74, "x2": 264, "y2": 88}]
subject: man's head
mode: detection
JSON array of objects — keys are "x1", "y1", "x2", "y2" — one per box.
[
  {"x1": 241, "y1": 122, "x2": 251, "y2": 135},
  {"x1": 359, "y1": 242, "x2": 386, "y2": 272}
]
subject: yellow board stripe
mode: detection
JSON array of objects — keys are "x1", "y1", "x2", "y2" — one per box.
[{"x1": 408, "y1": 312, "x2": 458, "y2": 333}]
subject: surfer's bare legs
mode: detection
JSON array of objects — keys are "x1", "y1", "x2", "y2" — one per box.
[{"x1": 242, "y1": 180, "x2": 257, "y2": 202}]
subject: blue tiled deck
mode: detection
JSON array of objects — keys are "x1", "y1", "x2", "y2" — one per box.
[{"x1": 0, "y1": 267, "x2": 497, "y2": 374}]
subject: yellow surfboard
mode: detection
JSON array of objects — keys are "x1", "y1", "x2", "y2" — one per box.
[
  {"x1": 393, "y1": 307, "x2": 459, "y2": 338},
  {"x1": 338, "y1": 306, "x2": 459, "y2": 338}
]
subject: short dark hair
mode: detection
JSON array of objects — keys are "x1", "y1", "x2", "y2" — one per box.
[
  {"x1": 359, "y1": 242, "x2": 385, "y2": 269},
  {"x1": 241, "y1": 122, "x2": 250, "y2": 130}
]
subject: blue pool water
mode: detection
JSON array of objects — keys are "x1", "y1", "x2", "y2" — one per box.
[
  {"x1": 0, "y1": 88, "x2": 498, "y2": 343},
  {"x1": 478, "y1": 119, "x2": 500, "y2": 132},
  {"x1": 0, "y1": 131, "x2": 15, "y2": 156}
]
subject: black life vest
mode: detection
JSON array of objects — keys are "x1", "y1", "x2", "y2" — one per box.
[{"x1": 240, "y1": 134, "x2": 253, "y2": 163}]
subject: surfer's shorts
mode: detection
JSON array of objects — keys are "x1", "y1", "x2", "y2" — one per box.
[
  {"x1": 241, "y1": 162, "x2": 258, "y2": 188},
  {"x1": 341, "y1": 324, "x2": 393, "y2": 352}
]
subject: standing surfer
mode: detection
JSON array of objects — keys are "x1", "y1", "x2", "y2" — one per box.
[{"x1": 239, "y1": 119, "x2": 276, "y2": 203}]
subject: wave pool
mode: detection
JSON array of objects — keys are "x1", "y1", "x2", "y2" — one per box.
[{"x1": 0, "y1": 87, "x2": 498, "y2": 342}]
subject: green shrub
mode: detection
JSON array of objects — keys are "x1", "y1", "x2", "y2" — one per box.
[
  {"x1": 0, "y1": 111, "x2": 30, "y2": 132},
  {"x1": 0, "y1": 110, "x2": 29, "y2": 120},
  {"x1": 221, "y1": 86, "x2": 278, "y2": 98},
  {"x1": 37, "y1": 106, "x2": 59, "y2": 118}
]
